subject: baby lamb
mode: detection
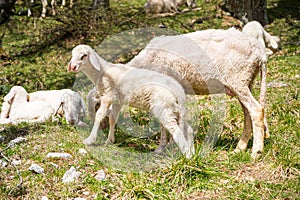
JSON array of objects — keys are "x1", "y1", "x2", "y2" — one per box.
[
  {"x1": 1, "y1": 86, "x2": 54, "y2": 124},
  {"x1": 144, "y1": 0, "x2": 196, "y2": 14},
  {"x1": 68, "y1": 44, "x2": 194, "y2": 158},
  {"x1": 29, "y1": 89, "x2": 86, "y2": 125},
  {"x1": 242, "y1": 21, "x2": 280, "y2": 55}
]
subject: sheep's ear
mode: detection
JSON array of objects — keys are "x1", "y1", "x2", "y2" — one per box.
[
  {"x1": 270, "y1": 37, "x2": 278, "y2": 49},
  {"x1": 4, "y1": 90, "x2": 16, "y2": 102},
  {"x1": 88, "y1": 50, "x2": 101, "y2": 71}
]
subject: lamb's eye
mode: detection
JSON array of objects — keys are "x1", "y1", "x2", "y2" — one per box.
[{"x1": 80, "y1": 54, "x2": 87, "y2": 60}]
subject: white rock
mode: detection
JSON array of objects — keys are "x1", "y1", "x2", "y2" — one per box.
[
  {"x1": 95, "y1": 170, "x2": 106, "y2": 181},
  {"x1": 62, "y1": 166, "x2": 81, "y2": 183},
  {"x1": 41, "y1": 195, "x2": 49, "y2": 200},
  {"x1": 46, "y1": 152, "x2": 72, "y2": 159},
  {"x1": 0, "y1": 160, "x2": 8, "y2": 168},
  {"x1": 74, "y1": 198, "x2": 87, "y2": 200},
  {"x1": 8, "y1": 137, "x2": 27, "y2": 147},
  {"x1": 49, "y1": 162, "x2": 59, "y2": 168},
  {"x1": 78, "y1": 148, "x2": 88, "y2": 155},
  {"x1": 28, "y1": 164, "x2": 45, "y2": 174},
  {"x1": 12, "y1": 159, "x2": 21, "y2": 165}
]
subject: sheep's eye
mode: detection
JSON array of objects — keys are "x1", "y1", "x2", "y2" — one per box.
[{"x1": 80, "y1": 54, "x2": 87, "y2": 60}]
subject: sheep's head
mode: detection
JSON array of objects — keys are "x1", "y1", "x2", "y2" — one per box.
[
  {"x1": 4, "y1": 86, "x2": 27, "y2": 104},
  {"x1": 68, "y1": 45, "x2": 90, "y2": 72},
  {"x1": 68, "y1": 44, "x2": 101, "y2": 73},
  {"x1": 60, "y1": 91, "x2": 86, "y2": 125}
]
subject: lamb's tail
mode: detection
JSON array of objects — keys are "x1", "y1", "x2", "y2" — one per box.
[{"x1": 259, "y1": 60, "x2": 269, "y2": 138}]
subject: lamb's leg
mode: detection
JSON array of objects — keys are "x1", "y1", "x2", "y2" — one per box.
[
  {"x1": 157, "y1": 109, "x2": 193, "y2": 158},
  {"x1": 84, "y1": 98, "x2": 111, "y2": 145},
  {"x1": 41, "y1": 0, "x2": 47, "y2": 18},
  {"x1": 235, "y1": 89, "x2": 264, "y2": 158},
  {"x1": 105, "y1": 104, "x2": 121, "y2": 144},
  {"x1": 235, "y1": 101, "x2": 252, "y2": 153},
  {"x1": 155, "y1": 126, "x2": 168, "y2": 154}
]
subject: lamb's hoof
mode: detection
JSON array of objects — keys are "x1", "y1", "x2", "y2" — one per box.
[
  {"x1": 83, "y1": 138, "x2": 95, "y2": 145},
  {"x1": 233, "y1": 148, "x2": 242, "y2": 154},
  {"x1": 251, "y1": 151, "x2": 262, "y2": 160},
  {"x1": 104, "y1": 140, "x2": 113, "y2": 146}
]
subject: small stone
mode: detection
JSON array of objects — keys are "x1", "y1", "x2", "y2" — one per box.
[
  {"x1": 8, "y1": 137, "x2": 27, "y2": 147},
  {"x1": 0, "y1": 160, "x2": 8, "y2": 168},
  {"x1": 46, "y1": 152, "x2": 72, "y2": 159},
  {"x1": 95, "y1": 170, "x2": 106, "y2": 181},
  {"x1": 49, "y1": 162, "x2": 59, "y2": 168},
  {"x1": 0, "y1": 135, "x2": 4, "y2": 142},
  {"x1": 12, "y1": 159, "x2": 21, "y2": 165},
  {"x1": 28, "y1": 164, "x2": 44, "y2": 174},
  {"x1": 78, "y1": 148, "x2": 88, "y2": 155},
  {"x1": 74, "y1": 198, "x2": 86, "y2": 200},
  {"x1": 62, "y1": 166, "x2": 81, "y2": 183},
  {"x1": 41, "y1": 196, "x2": 49, "y2": 200}
]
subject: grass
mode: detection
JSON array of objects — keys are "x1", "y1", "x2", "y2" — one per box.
[{"x1": 0, "y1": 0, "x2": 299, "y2": 199}]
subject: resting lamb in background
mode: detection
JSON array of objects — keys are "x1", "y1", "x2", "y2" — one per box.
[
  {"x1": 0, "y1": 86, "x2": 54, "y2": 124},
  {"x1": 127, "y1": 28, "x2": 268, "y2": 158},
  {"x1": 29, "y1": 89, "x2": 86, "y2": 125},
  {"x1": 144, "y1": 0, "x2": 196, "y2": 14},
  {"x1": 68, "y1": 44, "x2": 195, "y2": 158},
  {"x1": 242, "y1": 21, "x2": 280, "y2": 55}
]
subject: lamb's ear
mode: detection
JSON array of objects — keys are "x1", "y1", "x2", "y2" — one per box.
[
  {"x1": 88, "y1": 50, "x2": 101, "y2": 71},
  {"x1": 270, "y1": 37, "x2": 278, "y2": 49},
  {"x1": 4, "y1": 89, "x2": 16, "y2": 102}
]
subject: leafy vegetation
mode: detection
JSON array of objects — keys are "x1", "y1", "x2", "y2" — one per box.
[{"x1": 0, "y1": 0, "x2": 299, "y2": 199}]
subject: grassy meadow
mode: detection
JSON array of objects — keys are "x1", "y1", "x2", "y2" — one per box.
[{"x1": 0, "y1": 0, "x2": 299, "y2": 199}]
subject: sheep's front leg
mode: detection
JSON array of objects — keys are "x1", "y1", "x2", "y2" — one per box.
[
  {"x1": 106, "y1": 104, "x2": 121, "y2": 144},
  {"x1": 84, "y1": 97, "x2": 111, "y2": 145}
]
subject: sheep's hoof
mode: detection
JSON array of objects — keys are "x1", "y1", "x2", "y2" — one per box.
[
  {"x1": 251, "y1": 151, "x2": 262, "y2": 160},
  {"x1": 104, "y1": 140, "x2": 113, "y2": 145},
  {"x1": 83, "y1": 138, "x2": 95, "y2": 145}
]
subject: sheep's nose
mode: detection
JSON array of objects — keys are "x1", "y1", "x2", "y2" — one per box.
[{"x1": 68, "y1": 62, "x2": 76, "y2": 72}]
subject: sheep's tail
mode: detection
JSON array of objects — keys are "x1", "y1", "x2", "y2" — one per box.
[{"x1": 259, "y1": 60, "x2": 269, "y2": 138}]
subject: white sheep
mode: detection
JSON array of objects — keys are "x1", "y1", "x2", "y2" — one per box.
[
  {"x1": 242, "y1": 21, "x2": 280, "y2": 55},
  {"x1": 68, "y1": 44, "x2": 195, "y2": 158},
  {"x1": 26, "y1": 0, "x2": 73, "y2": 18},
  {"x1": 1, "y1": 86, "x2": 54, "y2": 124},
  {"x1": 29, "y1": 89, "x2": 86, "y2": 125},
  {"x1": 144, "y1": 0, "x2": 196, "y2": 14},
  {"x1": 127, "y1": 28, "x2": 268, "y2": 158}
]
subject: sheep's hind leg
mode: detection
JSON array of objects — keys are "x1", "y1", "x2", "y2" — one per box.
[
  {"x1": 105, "y1": 104, "x2": 121, "y2": 145},
  {"x1": 234, "y1": 101, "x2": 252, "y2": 153},
  {"x1": 236, "y1": 89, "x2": 264, "y2": 158}
]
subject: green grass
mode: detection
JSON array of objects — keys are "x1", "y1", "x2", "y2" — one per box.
[{"x1": 0, "y1": 0, "x2": 299, "y2": 199}]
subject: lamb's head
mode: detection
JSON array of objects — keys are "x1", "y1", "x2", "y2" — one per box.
[
  {"x1": 68, "y1": 44, "x2": 101, "y2": 73},
  {"x1": 4, "y1": 86, "x2": 28, "y2": 104},
  {"x1": 60, "y1": 91, "x2": 86, "y2": 125}
]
